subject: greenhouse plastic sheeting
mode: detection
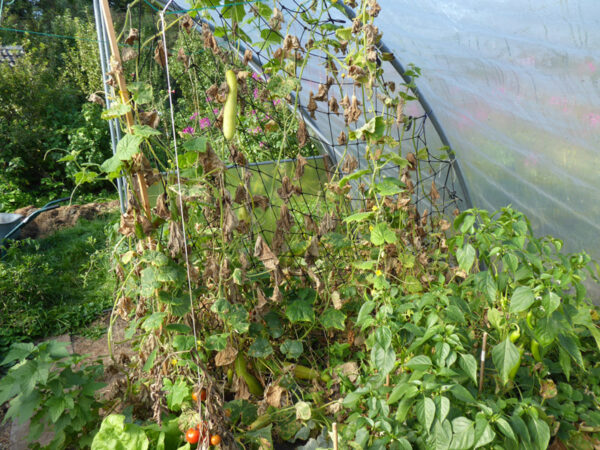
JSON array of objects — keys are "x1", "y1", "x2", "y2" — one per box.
[
  {"x1": 376, "y1": 0, "x2": 600, "y2": 261},
  {"x1": 162, "y1": 0, "x2": 600, "y2": 265}
]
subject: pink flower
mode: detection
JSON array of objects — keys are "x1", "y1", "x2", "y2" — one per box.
[
  {"x1": 213, "y1": 108, "x2": 219, "y2": 115},
  {"x1": 190, "y1": 112, "x2": 199, "y2": 121},
  {"x1": 251, "y1": 110, "x2": 256, "y2": 115},
  {"x1": 199, "y1": 117, "x2": 211, "y2": 129},
  {"x1": 182, "y1": 127, "x2": 195, "y2": 135},
  {"x1": 259, "y1": 142, "x2": 265, "y2": 147},
  {"x1": 253, "y1": 88, "x2": 259, "y2": 99},
  {"x1": 252, "y1": 72, "x2": 261, "y2": 81},
  {"x1": 206, "y1": 96, "x2": 212, "y2": 102},
  {"x1": 273, "y1": 99, "x2": 282, "y2": 106}
]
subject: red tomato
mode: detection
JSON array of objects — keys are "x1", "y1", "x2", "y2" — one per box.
[{"x1": 186, "y1": 428, "x2": 200, "y2": 444}]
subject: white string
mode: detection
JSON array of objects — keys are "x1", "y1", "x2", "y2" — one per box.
[{"x1": 160, "y1": 6, "x2": 206, "y2": 444}]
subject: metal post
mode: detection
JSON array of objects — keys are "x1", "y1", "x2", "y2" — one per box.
[{"x1": 93, "y1": 0, "x2": 127, "y2": 213}]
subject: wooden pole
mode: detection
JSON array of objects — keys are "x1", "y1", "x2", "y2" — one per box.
[
  {"x1": 99, "y1": 0, "x2": 152, "y2": 219},
  {"x1": 332, "y1": 423, "x2": 338, "y2": 450},
  {"x1": 478, "y1": 332, "x2": 488, "y2": 394}
]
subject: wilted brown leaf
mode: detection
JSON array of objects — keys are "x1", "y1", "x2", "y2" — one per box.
[
  {"x1": 215, "y1": 345, "x2": 238, "y2": 367},
  {"x1": 140, "y1": 110, "x2": 160, "y2": 129},
  {"x1": 277, "y1": 176, "x2": 302, "y2": 201},
  {"x1": 254, "y1": 236, "x2": 279, "y2": 271},
  {"x1": 328, "y1": 96, "x2": 339, "y2": 115},
  {"x1": 87, "y1": 93, "x2": 105, "y2": 107},
  {"x1": 265, "y1": 384, "x2": 286, "y2": 408},
  {"x1": 307, "y1": 92, "x2": 317, "y2": 120},
  {"x1": 167, "y1": 220, "x2": 185, "y2": 258},
  {"x1": 154, "y1": 41, "x2": 168, "y2": 68},
  {"x1": 342, "y1": 155, "x2": 358, "y2": 174},
  {"x1": 125, "y1": 28, "x2": 139, "y2": 45},
  {"x1": 121, "y1": 46, "x2": 137, "y2": 62},
  {"x1": 181, "y1": 15, "x2": 194, "y2": 34},
  {"x1": 294, "y1": 153, "x2": 307, "y2": 180},
  {"x1": 297, "y1": 120, "x2": 309, "y2": 148},
  {"x1": 431, "y1": 181, "x2": 440, "y2": 202},
  {"x1": 177, "y1": 47, "x2": 190, "y2": 70},
  {"x1": 154, "y1": 193, "x2": 170, "y2": 220}
]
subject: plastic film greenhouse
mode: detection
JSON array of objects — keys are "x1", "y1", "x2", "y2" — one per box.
[{"x1": 0, "y1": 0, "x2": 599, "y2": 448}]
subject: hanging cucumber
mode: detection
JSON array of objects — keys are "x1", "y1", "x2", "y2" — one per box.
[
  {"x1": 234, "y1": 354, "x2": 263, "y2": 397},
  {"x1": 223, "y1": 69, "x2": 238, "y2": 141}
]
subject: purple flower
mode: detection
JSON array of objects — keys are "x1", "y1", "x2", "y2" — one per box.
[
  {"x1": 190, "y1": 112, "x2": 199, "y2": 121},
  {"x1": 182, "y1": 127, "x2": 195, "y2": 135},
  {"x1": 273, "y1": 99, "x2": 282, "y2": 106},
  {"x1": 251, "y1": 110, "x2": 257, "y2": 115},
  {"x1": 199, "y1": 117, "x2": 211, "y2": 129}
]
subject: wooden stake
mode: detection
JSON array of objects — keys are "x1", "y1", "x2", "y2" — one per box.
[
  {"x1": 99, "y1": 0, "x2": 152, "y2": 219},
  {"x1": 332, "y1": 422, "x2": 338, "y2": 450},
  {"x1": 478, "y1": 332, "x2": 488, "y2": 394}
]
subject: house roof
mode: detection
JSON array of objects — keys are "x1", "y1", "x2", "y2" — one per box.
[{"x1": 0, "y1": 45, "x2": 24, "y2": 67}]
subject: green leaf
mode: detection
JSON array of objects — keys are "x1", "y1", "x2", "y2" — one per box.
[
  {"x1": 456, "y1": 243, "x2": 476, "y2": 273},
  {"x1": 100, "y1": 155, "x2": 123, "y2": 177},
  {"x1": 370, "y1": 345, "x2": 395, "y2": 376},
  {"x1": 101, "y1": 102, "x2": 131, "y2": 119},
  {"x1": 527, "y1": 417, "x2": 550, "y2": 450},
  {"x1": 509, "y1": 286, "x2": 535, "y2": 313},
  {"x1": 435, "y1": 396, "x2": 451, "y2": 423},
  {"x1": 491, "y1": 339, "x2": 521, "y2": 385},
  {"x1": 285, "y1": 299, "x2": 314, "y2": 323},
  {"x1": 163, "y1": 378, "x2": 189, "y2": 412},
  {"x1": 495, "y1": 417, "x2": 517, "y2": 442},
  {"x1": 280, "y1": 340, "x2": 303, "y2": 359},
  {"x1": 182, "y1": 137, "x2": 207, "y2": 152},
  {"x1": 416, "y1": 397, "x2": 436, "y2": 432},
  {"x1": 165, "y1": 323, "x2": 192, "y2": 334},
  {"x1": 404, "y1": 355, "x2": 432, "y2": 371},
  {"x1": 1, "y1": 342, "x2": 35, "y2": 366},
  {"x1": 131, "y1": 124, "x2": 161, "y2": 137},
  {"x1": 370, "y1": 223, "x2": 397, "y2": 246},
  {"x1": 542, "y1": 292, "x2": 560, "y2": 314},
  {"x1": 173, "y1": 335, "x2": 196, "y2": 352},
  {"x1": 459, "y1": 354, "x2": 478, "y2": 385},
  {"x1": 143, "y1": 349, "x2": 157, "y2": 372},
  {"x1": 509, "y1": 414, "x2": 531, "y2": 444},
  {"x1": 116, "y1": 134, "x2": 143, "y2": 161},
  {"x1": 128, "y1": 82, "x2": 153, "y2": 105},
  {"x1": 343, "y1": 211, "x2": 374, "y2": 224},
  {"x1": 91, "y1": 414, "x2": 149, "y2": 450},
  {"x1": 450, "y1": 384, "x2": 475, "y2": 403},
  {"x1": 387, "y1": 383, "x2": 418, "y2": 405},
  {"x1": 474, "y1": 416, "x2": 495, "y2": 448},
  {"x1": 319, "y1": 308, "x2": 346, "y2": 330},
  {"x1": 450, "y1": 417, "x2": 475, "y2": 450},
  {"x1": 142, "y1": 312, "x2": 166, "y2": 331},
  {"x1": 558, "y1": 346, "x2": 572, "y2": 380},
  {"x1": 558, "y1": 333, "x2": 584, "y2": 368},
  {"x1": 205, "y1": 333, "x2": 228, "y2": 351},
  {"x1": 433, "y1": 420, "x2": 452, "y2": 450},
  {"x1": 248, "y1": 337, "x2": 273, "y2": 358},
  {"x1": 335, "y1": 27, "x2": 352, "y2": 41},
  {"x1": 349, "y1": 116, "x2": 386, "y2": 141},
  {"x1": 46, "y1": 397, "x2": 66, "y2": 423}
]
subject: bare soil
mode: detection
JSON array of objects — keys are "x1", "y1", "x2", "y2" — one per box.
[{"x1": 13, "y1": 200, "x2": 119, "y2": 239}]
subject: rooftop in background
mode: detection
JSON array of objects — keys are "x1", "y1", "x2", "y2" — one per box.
[{"x1": 0, "y1": 45, "x2": 24, "y2": 67}]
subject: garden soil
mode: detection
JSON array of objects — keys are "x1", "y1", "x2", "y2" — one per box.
[{"x1": 13, "y1": 200, "x2": 119, "y2": 239}]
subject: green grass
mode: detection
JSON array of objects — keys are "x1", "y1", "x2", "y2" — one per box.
[{"x1": 0, "y1": 212, "x2": 118, "y2": 355}]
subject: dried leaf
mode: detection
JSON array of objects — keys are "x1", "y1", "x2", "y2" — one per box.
[
  {"x1": 87, "y1": 93, "x2": 105, "y2": 107},
  {"x1": 215, "y1": 345, "x2": 238, "y2": 367},
  {"x1": 265, "y1": 384, "x2": 285, "y2": 408},
  {"x1": 154, "y1": 193, "x2": 170, "y2": 220},
  {"x1": 344, "y1": 95, "x2": 361, "y2": 125},
  {"x1": 254, "y1": 236, "x2": 279, "y2": 271},
  {"x1": 307, "y1": 92, "x2": 317, "y2": 120},
  {"x1": 177, "y1": 47, "x2": 190, "y2": 69},
  {"x1": 154, "y1": 41, "x2": 168, "y2": 68},
  {"x1": 140, "y1": 110, "x2": 160, "y2": 129},
  {"x1": 331, "y1": 291, "x2": 343, "y2": 310},
  {"x1": 181, "y1": 15, "x2": 194, "y2": 34},
  {"x1": 251, "y1": 195, "x2": 270, "y2": 210},
  {"x1": 297, "y1": 120, "x2": 309, "y2": 148},
  {"x1": 328, "y1": 96, "x2": 339, "y2": 115},
  {"x1": 125, "y1": 28, "x2": 139, "y2": 45},
  {"x1": 121, "y1": 46, "x2": 137, "y2": 62},
  {"x1": 368, "y1": 0, "x2": 381, "y2": 17},
  {"x1": 406, "y1": 152, "x2": 417, "y2": 170},
  {"x1": 199, "y1": 143, "x2": 226, "y2": 174},
  {"x1": 337, "y1": 130, "x2": 347, "y2": 146},
  {"x1": 313, "y1": 83, "x2": 329, "y2": 102},
  {"x1": 294, "y1": 153, "x2": 307, "y2": 180},
  {"x1": 277, "y1": 176, "x2": 302, "y2": 201},
  {"x1": 269, "y1": 7, "x2": 284, "y2": 31},
  {"x1": 202, "y1": 23, "x2": 218, "y2": 51},
  {"x1": 431, "y1": 181, "x2": 440, "y2": 202},
  {"x1": 342, "y1": 155, "x2": 358, "y2": 174},
  {"x1": 167, "y1": 220, "x2": 185, "y2": 258},
  {"x1": 540, "y1": 379, "x2": 558, "y2": 400},
  {"x1": 243, "y1": 48, "x2": 253, "y2": 65},
  {"x1": 278, "y1": 203, "x2": 293, "y2": 231}
]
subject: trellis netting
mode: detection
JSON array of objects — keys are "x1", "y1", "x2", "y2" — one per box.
[
  {"x1": 103, "y1": 0, "x2": 599, "y2": 266},
  {"x1": 145, "y1": 0, "x2": 600, "y2": 266}
]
